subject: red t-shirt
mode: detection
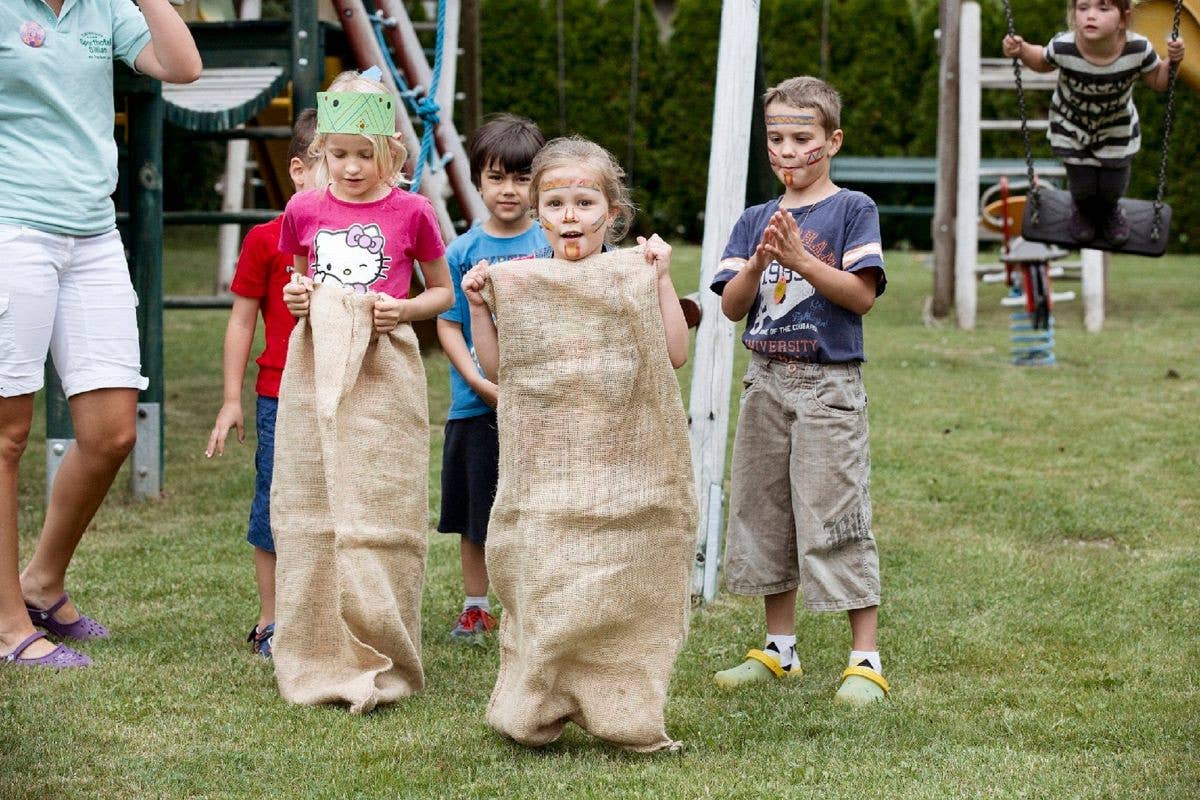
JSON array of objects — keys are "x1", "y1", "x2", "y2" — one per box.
[
  {"x1": 278, "y1": 186, "x2": 446, "y2": 299},
  {"x1": 229, "y1": 216, "x2": 296, "y2": 398}
]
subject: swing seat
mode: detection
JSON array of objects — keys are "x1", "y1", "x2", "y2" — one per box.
[{"x1": 1021, "y1": 186, "x2": 1172, "y2": 257}]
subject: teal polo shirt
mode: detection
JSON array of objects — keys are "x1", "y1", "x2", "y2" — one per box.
[{"x1": 0, "y1": 1, "x2": 151, "y2": 235}]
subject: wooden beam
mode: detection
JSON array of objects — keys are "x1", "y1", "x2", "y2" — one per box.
[
  {"x1": 687, "y1": 0, "x2": 760, "y2": 601},
  {"x1": 932, "y1": 0, "x2": 960, "y2": 319}
]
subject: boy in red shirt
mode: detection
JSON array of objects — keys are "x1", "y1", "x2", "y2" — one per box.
[{"x1": 205, "y1": 110, "x2": 319, "y2": 657}]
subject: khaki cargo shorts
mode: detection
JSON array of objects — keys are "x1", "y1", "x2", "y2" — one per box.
[{"x1": 723, "y1": 354, "x2": 880, "y2": 611}]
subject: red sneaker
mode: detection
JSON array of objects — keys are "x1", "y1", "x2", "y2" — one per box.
[{"x1": 449, "y1": 606, "x2": 497, "y2": 644}]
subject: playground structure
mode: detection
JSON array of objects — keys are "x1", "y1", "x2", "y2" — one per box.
[
  {"x1": 46, "y1": 1, "x2": 485, "y2": 500},
  {"x1": 932, "y1": 0, "x2": 1198, "y2": 330}
]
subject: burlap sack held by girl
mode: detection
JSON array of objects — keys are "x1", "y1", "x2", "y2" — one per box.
[
  {"x1": 480, "y1": 248, "x2": 697, "y2": 751},
  {"x1": 270, "y1": 286, "x2": 429, "y2": 714}
]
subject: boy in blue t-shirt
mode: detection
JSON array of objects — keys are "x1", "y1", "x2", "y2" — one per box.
[
  {"x1": 709, "y1": 77, "x2": 890, "y2": 705},
  {"x1": 437, "y1": 114, "x2": 548, "y2": 643}
]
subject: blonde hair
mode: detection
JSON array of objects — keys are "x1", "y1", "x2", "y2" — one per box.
[
  {"x1": 309, "y1": 71, "x2": 409, "y2": 188},
  {"x1": 763, "y1": 76, "x2": 842, "y2": 135},
  {"x1": 529, "y1": 137, "x2": 635, "y2": 244}
]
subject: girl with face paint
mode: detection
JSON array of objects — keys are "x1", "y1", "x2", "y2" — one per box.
[{"x1": 461, "y1": 137, "x2": 690, "y2": 374}]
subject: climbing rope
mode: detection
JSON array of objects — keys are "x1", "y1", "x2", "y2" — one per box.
[{"x1": 367, "y1": 0, "x2": 449, "y2": 193}]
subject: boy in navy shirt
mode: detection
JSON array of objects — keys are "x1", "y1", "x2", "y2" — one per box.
[{"x1": 710, "y1": 77, "x2": 889, "y2": 705}]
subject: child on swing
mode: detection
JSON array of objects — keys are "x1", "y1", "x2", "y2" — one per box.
[{"x1": 1003, "y1": 0, "x2": 1185, "y2": 245}]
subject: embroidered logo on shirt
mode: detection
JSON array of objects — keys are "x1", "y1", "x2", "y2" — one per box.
[{"x1": 79, "y1": 32, "x2": 112, "y2": 60}]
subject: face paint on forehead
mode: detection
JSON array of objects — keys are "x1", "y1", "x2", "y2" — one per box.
[
  {"x1": 538, "y1": 177, "x2": 604, "y2": 193},
  {"x1": 765, "y1": 114, "x2": 816, "y2": 126}
]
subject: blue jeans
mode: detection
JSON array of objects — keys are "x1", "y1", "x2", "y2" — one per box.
[{"x1": 247, "y1": 395, "x2": 277, "y2": 552}]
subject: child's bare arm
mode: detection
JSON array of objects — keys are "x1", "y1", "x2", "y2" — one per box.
[
  {"x1": 437, "y1": 318, "x2": 498, "y2": 407},
  {"x1": 376, "y1": 256, "x2": 456, "y2": 332},
  {"x1": 762, "y1": 209, "x2": 879, "y2": 316},
  {"x1": 462, "y1": 261, "x2": 499, "y2": 381},
  {"x1": 1145, "y1": 37, "x2": 1186, "y2": 91},
  {"x1": 206, "y1": 296, "x2": 258, "y2": 457},
  {"x1": 638, "y1": 235, "x2": 689, "y2": 369},
  {"x1": 720, "y1": 238, "x2": 772, "y2": 322},
  {"x1": 1002, "y1": 35, "x2": 1053, "y2": 72},
  {"x1": 134, "y1": 0, "x2": 203, "y2": 83}
]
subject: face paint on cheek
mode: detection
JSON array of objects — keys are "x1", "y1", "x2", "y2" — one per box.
[
  {"x1": 588, "y1": 214, "x2": 608, "y2": 233},
  {"x1": 538, "y1": 216, "x2": 556, "y2": 233},
  {"x1": 804, "y1": 144, "x2": 826, "y2": 165}
]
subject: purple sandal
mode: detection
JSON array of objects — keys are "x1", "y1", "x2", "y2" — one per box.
[
  {"x1": 26, "y1": 593, "x2": 110, "y2": 640},
  {"x1": 2, "y1": 631, "x2": 91, "y2": 668}
]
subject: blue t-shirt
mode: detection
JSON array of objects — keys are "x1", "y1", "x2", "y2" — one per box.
[
  {"x1": 0, "y1": 0, "x2": 151, "y2": 235},
  {"x1": 711, "y1": 189, "x2": 886, "y2": 364},
  {"x1": 441, "y1": 223, "x2": 551, "y2": 420}
]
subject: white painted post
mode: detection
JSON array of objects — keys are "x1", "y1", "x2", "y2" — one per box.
[
  {"x1": 1080, "y1": 248, "x2": 1105, "y2": 332},
  {"x1": 434, "y1": 1, "x2": 461, "y2": 138},
  {"x1": 955, "y1": 1, "x2": 981, "y2": 330},
  {"x1": 215, "y1": 0, "x2": 262, "y2": 295},
  {"x1": 687, "y1": 0, "x2": 760, "y2": 601}
]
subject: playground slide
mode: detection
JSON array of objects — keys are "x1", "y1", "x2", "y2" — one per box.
[{"x1": 1133, "y1": 0, "x2": 1200, "y2": 90}]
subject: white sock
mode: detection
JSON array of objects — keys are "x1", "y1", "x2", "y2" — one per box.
[
  {"x1": 464, "y1": 596, "x2": 490, "y2": 612},
  {"x1": 765, "y1": 634, "x2": 797, "y2": 669},
  {"x1": 850, "y1": 650, "x2": 881, "y2": 674}
]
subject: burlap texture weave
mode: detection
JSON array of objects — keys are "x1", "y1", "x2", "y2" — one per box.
[
  {"x1": 271, "y1": 286, "x2": 428, "y2": 714},
  {"x1": 480, "y1": 248, "x2": 697, "y2": 751}
]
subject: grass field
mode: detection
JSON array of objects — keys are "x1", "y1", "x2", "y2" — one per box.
[{"x1": 2, "y1": 232, "x2": 1197, "y2": 799}]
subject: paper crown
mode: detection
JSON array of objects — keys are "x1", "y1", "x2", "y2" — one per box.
[{"x1": 317, "y1": 92, "x2": 396, "y2": 136}]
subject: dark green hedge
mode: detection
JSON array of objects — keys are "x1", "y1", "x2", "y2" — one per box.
[{"x1": 476, "y1": 0, "x2": 1198, "y2": 251}]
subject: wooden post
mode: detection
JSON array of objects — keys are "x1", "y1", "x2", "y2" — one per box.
[
  {"x1": 687, "y1": 0, "x2": 761, "y2": 601},
  {"x1": 434, "y1": 0, "x2": 461, "y2": 134},
  {"x1": 954, "y1": 0, "x2": 981, "y2": 329},
  {"x1": 216, "y1": 0, "x2": 261, "y2": 295},
  {"x1": 1081, "y1": 248, "x2": 1105, "y2": 332},
  {"x1": 461, "y1": 0, "x2": 483, "y2": 139},
  {"x1": 932, "y1": 0, "x2": 961, "y2": 319}
]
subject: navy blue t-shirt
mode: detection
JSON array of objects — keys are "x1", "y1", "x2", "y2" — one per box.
[{"x1": 710, "y1": 189, "x2": 885, "y2": 363}]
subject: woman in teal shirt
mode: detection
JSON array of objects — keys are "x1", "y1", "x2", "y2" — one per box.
[{"x1": 0, "y1": 0, "x2": 200, "y2": 668}]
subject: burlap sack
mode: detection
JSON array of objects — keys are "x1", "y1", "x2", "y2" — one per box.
[
  {"x1": 270, "y1": 286, "x2": 428, "y2": 714},
  {"x1": 480, "y1": 247, "x2": 697, "y2": 752}
]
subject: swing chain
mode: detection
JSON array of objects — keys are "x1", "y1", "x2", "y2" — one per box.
[
  {"x1": 1151, "y1": 0, "x2": 1183, "y2": 242},
  {"x1": 1003, "y1": 0, "x2": 1040, "y2": 223}
]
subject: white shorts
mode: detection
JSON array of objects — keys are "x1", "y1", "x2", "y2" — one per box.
[{"x1": 0, "y1": 224, "x2": 149, "y2": 399}]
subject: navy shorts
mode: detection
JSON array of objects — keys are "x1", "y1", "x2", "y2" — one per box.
[
  {"x1": 247, "y1": 395, "x2": 277, "y2": 553},
  {"x1": 437, "y1": 411, "x2": 499, "y2": 546}
]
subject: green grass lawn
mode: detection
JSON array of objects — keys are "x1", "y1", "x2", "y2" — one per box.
[{"x1": 2, "y1": 235, "x2": 1197, "y2": 799}]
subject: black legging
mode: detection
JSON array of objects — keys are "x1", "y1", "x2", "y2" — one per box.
[{"x1": 1065, "y1": 163, "x2": 1131, "y2": 217}]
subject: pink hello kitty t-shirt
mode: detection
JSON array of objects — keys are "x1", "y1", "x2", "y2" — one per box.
[{"x1": 279, "y1": 186, "x2": 446, "y2": 299}]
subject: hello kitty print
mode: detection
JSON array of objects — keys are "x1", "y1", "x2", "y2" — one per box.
[
  {"x1": 313, "y1": 224, "x2": 390, "y2": 292},
  {"x1": 279, "y1": 187, "x2": 446, "y2": 301}
]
